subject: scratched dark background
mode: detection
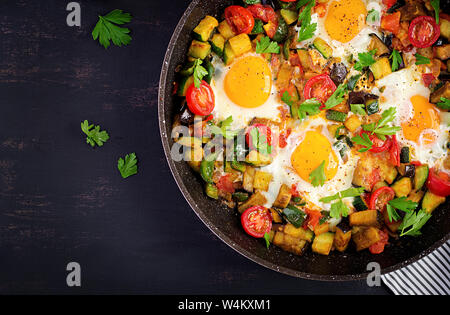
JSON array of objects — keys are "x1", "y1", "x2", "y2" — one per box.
[{"x1": 0, "y1": 0, "x2": 389, "y2": 294}]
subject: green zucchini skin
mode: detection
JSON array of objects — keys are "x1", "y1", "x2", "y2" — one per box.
[
  {"x1": 414, "y1": 164, "x2": 429, "y2": 192},
  {"x1": 353, "y1": 195, "x2": 369, "y2": 211},
  {"x1": 326, "y1": 110, "x2": 347, "y2": 122},
  {"x1": 400, "y1": 147, "x2": 410, "y2": 163},
  {"x1": 366, "y1": 99, "x2": 379, "y2": 115},
  {"x1": 273, "y1": 15, "x2": 288, "y2": 43}
]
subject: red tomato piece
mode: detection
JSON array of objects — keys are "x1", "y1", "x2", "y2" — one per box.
[
  {"x1": 389, "y1": 135, "x2": 400, "y2": 167},
  {"x1": 369, "y1": 229, "x2": 389, "y2": 254},
  {"x1": 225, "y1": 5, "x2": 255, "y2": 35},
  {"x1": 360, "y1": 131, "x2": 392, "y2": 153},
  {"x1": 217, "y1": 174, "x2": 235, "y2": 194},
  {"x1": 303, "y1": 74, "x2": 336, "y2": 107},
  {"x1": 247, "y1": 4, "x2": 277, "y2": 23},
  {"x1": 314, "y1": 3, "x2": 327, "y2": 18},
  {"x1": 381, "y1": 12, "x2": 401, "y2": 35},
  {"x1": 279, "y1": 128, "x2": 292, "y2": 149},
  {"x1": 369, "y1": 186, "x2": 396, "y2": 212},
  {"x1": 186, "y1": 81, "x2": 215, "y2": 116},
  {"x1": 426, "y1": 169, "x2": 450, "y2": 197},
  {"x1": 422, "y1": 73, "x2": 435, "y2": 87},
  {"x1": 245, "y1": 124, "x2": 272, "y2": 151},
  {"x1": 408, "y1": 16, "x2": 440, "y2": 48},
  {"x1": 382, "y1": 0, "x2": 397, "y2": 9},
  {"x1": 241, "y1": 206, "x2": 272, "y2": 238},
  {"x1": 304, "y1": 209, "x2": 322, "y2": 230}
]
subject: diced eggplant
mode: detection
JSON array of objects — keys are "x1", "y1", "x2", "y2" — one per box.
[
  {"x1": 431, "y1": 81, "x2": 450, "y2": 104},
  {"x1": 336, "y1": 217, "x2": 351, "y2": 234},
  {"x1": 386, "y1": 0, "x2": 405, "y2": 13},
  {"x1": 352, "y1": 227, "x2": 381, "y2": 251},
  {"x1": 398, "y1": 164, "x2": 415, "y2": 178},
  {"x1": 179, "y1": 100, "x2": 195, "y2": 125},
  {"x1": 330, "y1": 63, "x2": 348, "y2": 85},
  {"x1": 368, "y1": 34, "x2": 390, "y2": 56},
  {"x1": 334, "y1": 226, "x2": 352, "y2": 252},
  {"x1": 349, "y1": 210, "x2": 378, "y2": 226}
]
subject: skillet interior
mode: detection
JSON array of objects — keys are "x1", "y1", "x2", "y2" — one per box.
[{"x1": 159, "y1": 0, "x2": 450, "y2": 280}]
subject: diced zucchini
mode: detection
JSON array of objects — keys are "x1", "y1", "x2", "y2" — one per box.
[
  {"x1": 203, "y1": 59, "x2": 214, "y2": 84},
  {"x1": 283, "y1": 37, "x2": 292, "y2": 60},
  {"x1": 273, "y1": 184, "x2": 292, "y2": 209},
  {"x1": 231, "y1": 161, "x2": 246, "y2": 173},
  {"x1": 223, "y1": 41, "x2": 236, "y2": 65},
  {"x1": 188, "y1": 40, "x2": 211, "y2": 60},
  {"x1": 237, "y1": 191, "x2": 267, "y2": 213},
  {"x1": 277, "y1": 0, "x2": 295, "y2": 9},
  {"x1": 334, "y1": 227, "x2": 352, "y2": 252},
  {"x1": 414, "y1": 164, "x2": 429, "y2": 191},
  {"x1": 205, "y1": 183, "x2": 219, "y2": 199},
  {"x1": 344, "y1": 115, "x2": 362, "y2": 132},
  {"x1": 178, "y1": 75, "x2": 194, "y2": 97},
  {"x1": 366, "y1": 99, "x2": 379, "y2": 115},
  {"x1": 297, "y1": 49, "x2": 312, "y2": 70},
  {"x1": 326, "y1": 110, "x2": 347, "y2": 122},
  {"x1": 272, "y1": 14, "x2": 288, "y2": 43},
  {"x1": 253, "y1": 171, "x2": 273, "y2": 191},
  {"x1": 352, "y1": 227, "x2": 380, "y2": 251},
  {"x1": 251, "y1": 18, "x2": 265, "y2": 35},
  {"x1": 179, "y1": 60, "x2": 196, "y2": 77},
  {"x1": 228, "y1": 34, "x2": 252, "y2": 57},
  {"x1": 391, "y1": 177, "x2": 412, "y2": 198},
  {"x1": 312, "y1": 232, "x2": 334, "y2": 255},
  {"x1": 313, "y1": 37, "x2": 333, "y2": 59},
  {"x1": 349, "y1": 210, "x2": 378, "y2": 226},
  {"x1": 400, "y1": 147, "x2": 410, "y2": 163},
  {"x1": 370, "y1": 57, "x2": 392, "y2": 80},
  {"x1": 218, "y1": 20, "x2": 236, "y2": 40},
  {"x1": 193, "y1": 15, "x2": 219, "y2": 42},
  {"x1": 270, "y1": 208, "x2": 283, "y2": 223},
  {"x1": 353, "y1": 195, "x2": 369, "y2": 211},
  {"x1": 232, "y1": 191, "x2": 249, "y2": 202},
  {"x1": 422, "y1": 191, "x2": 446, "y2": 214},
  {"x1": 440, "y1": 18, "x2": 450, "y2": 40},
  {"x1": 280, "y1": 9, "x2": 298, "y2": 25},
  {"x1": 210, "y1": 33, "x2": 225, "y2": 57},
  {"x1": 372, "y1": 181, "x2": 387, "y2": 192}
]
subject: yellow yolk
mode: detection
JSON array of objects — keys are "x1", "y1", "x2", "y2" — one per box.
[
  {"x1": 291, "y1": 131, "x2": 339, "y2": 183},
  {"x1": 224, "y1": 55, "x2": 272, "y2": 108},
  {"x1": 402, "y1": 95, "x2": 441, "y2": 145},
  {"x1": 325, "y1": 0, "x2": 367, "y2": 43}
]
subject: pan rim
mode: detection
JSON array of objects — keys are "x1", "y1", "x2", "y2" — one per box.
[{"x1": 158, "y1": 0, "x2": 450, "y2": 281}]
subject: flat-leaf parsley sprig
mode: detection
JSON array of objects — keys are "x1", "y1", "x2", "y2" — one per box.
[
  {"x1": 81, "y1": 120, "x2": 110, "y2": 147},
  {"x1": 92, "y1": 9, "x2": 133, "y2": 49},
  {"x1": 118, "y1": 153, "x2": 138, "y2": 178}
]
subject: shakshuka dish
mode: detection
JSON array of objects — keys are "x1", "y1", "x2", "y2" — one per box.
[{"x1": 171, "y1": 0, "x2": 450, "y2": 256}]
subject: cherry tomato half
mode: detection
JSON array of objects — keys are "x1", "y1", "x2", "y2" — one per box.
[
  {"x1": 369, "y1": 186, "x2": 396, "y2": 212},
  {"x1": 381, "y1": 12, "x2": 401, "y2": 35},
  {"x1": 303, "y1": 209, "x2": 322, "y2": 230},
  {"x1": 382, "y1": 0, "x2": 397, "y2": 9},
  {"x1": 241, "y1": 206, "x2": 272, "y2": 238},
  {"x1": 360, "y1": 131, "x2": 392, "y2": 153},
  {"x1": 247, "y1": 4, "x2": 277, "y2": 23},
  {"x1": 426, "y1": 169, "x2": 450, "y2": 197},
  {"x1": 369, "y1": 229, "x2": 389, "y2": 254},
  {"x1": 217, "y1": 174, "x2": 235, "y2": 194},
  {"x1": 422, "y1": 73, "x2": 435, "y2": 87},
  {"x1": 408, "y1": 16, "x2": 440, "y2": 48},
  {"x1": 225, "y1": 5, "x2": 255, "y2": 35},
  {"x1": 245, "y1": 124, "x2": 272, "y2": 151},
  {"x1": 389, "y1": 135, "x2": 400, "y2": 167},
  {"x1": 303, "y1": 74, "x2": 336, "y2": 107},
  {"x1": 186, "y1": 81, "x2": 215, "y2": 116}
]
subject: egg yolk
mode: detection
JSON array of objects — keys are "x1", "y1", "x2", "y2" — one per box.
[
  {"x1": 402, "y1": 95, "x2": 440, "y2": 145},
  {"x1": 325, "y1": 0, "x2": 367, "y2": 43},
  {"x1": 224, "y1": 55, "x2": 272, "y2": 108},
  {"x1": 291, "y1": 131, "x2": 339, "y2": 183}
]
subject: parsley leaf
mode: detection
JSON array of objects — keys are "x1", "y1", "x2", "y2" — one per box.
[
  {"x1": 81, "y1": 120, "x2": 110, "y2": 147},
  {"x1": 298, "y1": 23, "x2": 317, "y2": 42},
  {"x1": 399, "y1": 209, "x2": 432, "y2": 237},
  {"x1": 209, "y1": 116, "x2": 239, "y2": 139},
  {"x1": 309, "y1": 160, "x2": 326, "y2": 187},
  {"x1": 320, "y1": 187, "x2": 365, "y2": 219},
  {"x1": 351, "y1": 104, "x2": 366, "y2": 115},
  {"x1": 386, "y1": 197, "x2": 418, "y2": 222},
  {"x1": 363, "y1": 107, "x2": 401, "y2": 139},
  {"x1": 256, "y1": 36, "x2": 280, "y2": 54},
  {"x1": 92, "y1": 9, "x2": 132, "y2": 49},
  {"x1": 324, "y1": 84, "x2": 348, "y2": 109},
  {"x1": 351, "y1": 132, "x2": 373, "y2": 152},
  {"x1": 367, "y1": 9, "x2": 380, "y2": 23},
  {"x1": 431, "y1": 0, "x2": 440, "y2": 24},
  {"x1": 436, "y1": 97, "x2": 450, "y2": 110},
  {"x1": 296, "y1": 0, "x2": 311, "y2": 9},
  {"x1": 117, "y1": 152, "x2": 138, "y2": 179},
  {"x1": 193, "y1": 59, "x2": 208, "y2": 88},
  {"x1": 299, "y1": 99, "x2": 321, "y2": 116},
  {"x1": 330, "y1": 199, "x2": 349, "y2": 219},
  {"x1": 297, "y1": 0, "x2": 317, "y2": 42},
  {"x1": 354, "y1": 50, "x2": 376, "y2": 71},
  {"x1": 263, "y1": 232, "x2": 271, "y2": 249},
  {"x1": 250, "y1": 127, "x2": 271, "y2": 155},
  {"x1": 415, "y1": 53, "x2": 431, "y2": 65},
  {"x1": 390, "y1": 49, "x2": 402, "y2": 71}
]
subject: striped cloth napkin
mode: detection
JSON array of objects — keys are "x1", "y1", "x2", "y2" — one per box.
[{"x1": 382, "y1": 240, "x2": 450, "y2": 295}]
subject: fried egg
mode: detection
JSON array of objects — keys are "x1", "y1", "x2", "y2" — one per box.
[{"x1": 211, "y1": 54, "x2": 286, "y2": 129}]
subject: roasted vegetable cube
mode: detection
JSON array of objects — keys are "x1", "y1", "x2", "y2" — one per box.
[
  {"x1": 253, "y1": 171, "x2": 273, "y2": 191},
  {"x1": 273, "y1": 184, "x2": 292, "y2": 209},
  {"x1": 238, "y1": 191, "x2": 267, "y2": 213},
  {"x1": 228, "y1": 34, "x2": 252, "y2": 57},
  {"x1": 218, "y1": 20, "x2": 236, "y2": 39},
  {"x1": 370, "y1": 57, "x2": 392, "y2": 80},
  {"x1": 344, "y1": 115, "x2": 362, "y2": 132},
  {"x1": 243, "y1": 166, "x2": 256, "y2": 192},
  {"x1": 193, "y1": 15, "x2": 219, "y2": 42},
  {"x1": 334, "y1": 226, "x2": 352, "y2": 252},
  {"x1": 391, "y1": 177, "x2": 412, "y2": 198},
  {"x1": 312, "y1": 232, "x2": 334, "y2": 255},
  {"x1": 349, "y1": 210, "x2": 378, "y2": 226},
  {"x1": 422, "y1": 191, "x2": 445, "y2": 214},
  {"x1": 188, "y1": 40, "x2": 211, "y2": 60},
  {"x1": 352, "y1": 227, "x2": 380, "y2": 251}
]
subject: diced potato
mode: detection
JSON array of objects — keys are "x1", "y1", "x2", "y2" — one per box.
[
  {"x1": 283, "y1": 224, "x2": 313, "y2": 241},
  {"x1": 370, "y1": 57, "x2": 392, "y2": 80},
  {"x1": 436, "y1": 44, "x2": 450, "y2": 61},
  {"x1": 349, "y1": 210, "x2": 378, "y2": 226},
  {"x1": 253, "y1": 171, "x2": 273, "y2": 191},
  {"x1": 312, "y1": 232, "x2": 334, "y2": 255},
  {"x1": 246, "y1": 150, "x2": 273, "y2": 166},
  {"x1": 344, "y1": 115, "x2": 362, "y2": 132},
  {"x1": 273, "y1": 230, "x2": 308, "y2": 256},
  {"x1": 407, "y1": 190, "x2": 425, "y2": 203},
  {"x1": 238, "y1": 191, "x2": 267, "y2": 213},
  {"x1": 242, "y1": 166, "x2": 255, "y2": 192},
  {"x1": 273, "y1": 184, "x2": 292, "y2": 209},
  {"x1": 228, "y1": 34, "x2": 252, "y2": 57},
  {"x1": 391, "y1": 177, "x2": 412, "y2": 198},
  {"x1": 352, "y1": 227, "x2": 380, "y2": 251},
  {"x1": 314, "y1": 223, "x2": 329, "y2": 236}
]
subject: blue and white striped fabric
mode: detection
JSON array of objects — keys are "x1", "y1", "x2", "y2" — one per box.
[{"x1": 382, "y1": 241, "x2": 450, "y2": 295}]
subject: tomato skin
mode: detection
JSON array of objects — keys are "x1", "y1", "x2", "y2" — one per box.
[
  {"x1": 360, "y1": 131, "x2": 392, "y2": 153},
  {"x1": 313, "y1": 3, "x2": 327, "y2": 18},
  {"x1": 408, "y1": 16, "x2": 440, "y2": 48},
  {"x1": 225, "y1": 6, "x2": 255, "y2": 35},
  {"x1": 422, "y1": 73, "x2": 435, "y2": 87},
  {"x1": 245, "y1": 124, "x2": 272, "y2": 151},
  {"x1": 303, "y1": 74, "x2": 337, "y2": 106},
  {"x1": 241, "y1": 206, "x2": 272, "y2": 238},
  {"x1": 186, "y1": 81, "x2": 215, "y2": 116},
  {"x1": 279, "y1": 128, "x2": 292, "y2": 149},
  {"x1": 426, "y1": 169, "x2": 450, "y2": 197},
  {"x1": 369, "y1": 229, "x2": 389, "y2": 254},
  {"x1": 217, "y1": 174, "x2": 235, "y2": 194},
  {"x1": 389, "y1": 135, "x2": 400, "y2": 167},
  {"x1": 369, "y1": 186, "x2": 396, "y2": 212},
  {"x1": 382, "y1": 0, "x2": 397, "y2": 9},
  {"x1": 247, "y1": 4, "x2": 277, "y2": 23},
  {"x1": 381, "y1": 12, "x2": 401, "y2": 34},
  {"x1": 304, "y1": 209, "x2": 322, "y2": 230}
]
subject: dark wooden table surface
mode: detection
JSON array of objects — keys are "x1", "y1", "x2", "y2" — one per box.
[{"x1": 0, "y1": 0, "x2": 389, "y2": 294}]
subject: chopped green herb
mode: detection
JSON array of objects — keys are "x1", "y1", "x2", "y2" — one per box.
[
  {"x1": 354, "y1": 50, "x2": 376, "y2": 71},
  {"x1": 256, "y1": 36, "x2": 280, "y2": 54},
  {"x1": 81, "y1": 120, "x2": 110, "y2": 147},
  {"x1": 92, "y1": 9, "x2": 132, "y2": 49},
  {"x1": 386, "y1": 197, "x2": 418, "y2": 222},
  {"x1": 117, "y1": 152, "x2": 138, "y2": 179},
  {"x1": 399, "y1": 209, "x2": 432, "y2": 237},
  {"x1": 193, "y1": 59, "x2": 208, "y2": 88},
  {"x1": 351, "y1": 132, "x2": 373, "y2": 152},
  {"x1": 366, "y1": 9, "x2": 380, "y2": 23},
  {"x1": 297, "y1": 0, "x2": 317, "y2": 42},
  {"x1": 431, "y1": 0, "x2": 440, "y2": 24},
  {"x1": 263, "y1": 232, "x2": 271, "y2": 249},
  {"x1": 415, "y1": 53, "x2": 431, "y2": 65},
  {"x1": 324, "y1": 84, "x2": 348, "y2": 110},
  {"x1": 390, "y1": 49, "x2": 402, "y2": 71},
  {"x1": 351, "y1": 104, "x2": 366, "y2": 115},
  {"x1": 436, "y1": 97, "x2": 450, "y2": 110},
  {"x1": 309, "y1": 160, "x2": 326, "y2": 187}
]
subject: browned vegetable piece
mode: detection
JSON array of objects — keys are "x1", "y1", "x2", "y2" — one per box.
[
  {"x1": 270, "y1": 209, "x2": 283, "y2": 223},
  {"x1": 349, "y1": 210, "x2": 378, "y2": 227},
  {"x1": 407, "y1": 190, "x2": 425, "y2": 203},
  {"x1": 353, "y1": 152, "x2": 398, "y2": 190},
  {"x1": 430, "y1": 81, "x2": 450, "y2": 104},
  {"x1": 382, "y1": 210, "x2": 402, "y2": 233},
  {"x1": 334, "y1": 226, "x2": 352, "y2": 252},
  {"x1": 272, "y1": 229, "x2": 309, "y2": 256},
  {"x1": 352, "y1": 227, "x2": 381, "y2": 251},
  {"x1": 253, "y1": 171, "x2": 273, "y2": 191},
  {"x1": 416, "y1": 47, "x2": 433, "y2": 59},
  {"x1": 313, "y1": 222, "x2": 329, "y2": 236},
  {"x1": 368, "y1": 34, "x2": 390, "y2": 56},
  {"x1": 242, "y1": 166, "x2": 255, "y2": 192},
  {"x1": 273, "y1": 184, "x2": 292, "y2": 209},
  {"x1": 399, "y1": 0, "x2": 427, "y2": 22},
  {"x1": 237, "y1": 191, "x2": 267, "y2": 213},
  {"x1": 435, "y1": 44, "x2": 450, "y2": 61}
]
